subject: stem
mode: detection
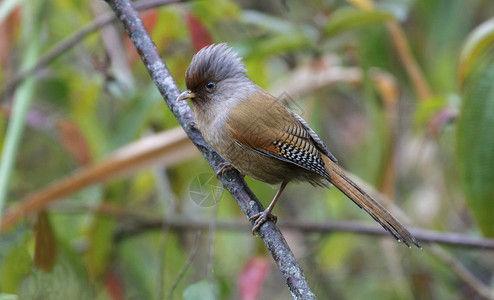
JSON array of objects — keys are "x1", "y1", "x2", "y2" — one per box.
[
  {"x1": 111, "y1": 217, "x2": 494, "y2": 250},
  {"x1": 0, "y1": 1, "x2": 41, "y2": 223}
]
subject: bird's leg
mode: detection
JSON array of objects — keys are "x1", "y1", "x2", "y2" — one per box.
[
  {"x1": 187, "y1": 121, "x2": 197, "y2": 130},
  {"x1": 249, "y1": 181, "x2": 288, "y2": 234}
]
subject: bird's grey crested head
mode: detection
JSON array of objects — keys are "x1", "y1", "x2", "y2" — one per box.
[{"x1": 185, "y1": 43, "x2": 247, "y2": 92}]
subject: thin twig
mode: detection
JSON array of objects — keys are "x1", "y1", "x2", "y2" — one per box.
[
  {"x1": 347, "y1": 0, "x2": 431, "y2": 101},
  {"x1": 52, "y1": 202, "x2": 494, "y2": 250},
  {"x1": 112, "y1": 217, "x2": 494, "y2": 250},
  {"x1": 0, "y1": 0, "x2": 185, "y2": 101},
  {"x1": 429, "y1": 244, "x2": 494, "y2": 300},
  {"x1": 386, "y1": 21, "x2": 432, "y2": 101},
  {"x1": 103, "y1": 0, "x2": 317, "y2": 298},
  {"x1": 154, "y1": 168, "x2": 174, "y2": 300},
  {"x1": 166, "y1": 231, "x2": 202, "y2": 299},
  {"x1": 207, "y1": 205, "x2": 218, "y2": 298}
]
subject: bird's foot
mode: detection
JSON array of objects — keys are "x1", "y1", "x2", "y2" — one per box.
[
  {"x1": 216, "y1": 162, "x2": 236, "y2": 179},
  {"x1": 249, "y1": 210, "x2": 278, "y2": 234},
  {"x1": 187, "y1": 121, "x2": 197, "y2": 131}
]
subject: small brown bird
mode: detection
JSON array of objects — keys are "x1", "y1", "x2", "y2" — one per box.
[{"x1": 178, "y1": 43, "x2": 420, "y2": 248}]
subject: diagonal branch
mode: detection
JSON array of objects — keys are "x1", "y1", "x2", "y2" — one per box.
[
  {"x1": 103, "y1": 0, "x2": 316, "y2": 298},
  {"x1": 429, "y1": 244, "x2": 494, "y2": 300},
  {"x1": 386, "y1": 21, "x2": 432, "y2": 101}
]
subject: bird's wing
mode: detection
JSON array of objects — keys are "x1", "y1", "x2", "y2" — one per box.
[
  {"x1": 225, "y1": 90, "x2": 330, "y2": 179},
  {"x1": 291, "y1": 112, "x2": 338, "y2": 163}
]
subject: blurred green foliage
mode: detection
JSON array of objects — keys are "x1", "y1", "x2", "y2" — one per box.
[
  {"x1": 458, "y1": 41, "x2": 494, "y2": 237},
  {"x1": 1, "y1": 0, "x2": 494, "y2": 299}
]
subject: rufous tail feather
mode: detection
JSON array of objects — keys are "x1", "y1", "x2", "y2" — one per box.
[{"x1": 322, "y1": 156, "x2": 421, "y2": 248}]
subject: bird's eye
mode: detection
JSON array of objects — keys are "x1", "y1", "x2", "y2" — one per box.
[{"x1": 205, "y1": 81, "x2": 216, "y2": 91}]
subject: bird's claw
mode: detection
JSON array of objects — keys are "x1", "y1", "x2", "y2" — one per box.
[
  {"x1": 216, "y1": 162, "x2": 235, "y2": 179},
  {"x1": 188, "y1": 121, "x2": 197, "y2": 130},
  {"x1": 249, "y1": 210, "x2": 278, "y2": 234}
]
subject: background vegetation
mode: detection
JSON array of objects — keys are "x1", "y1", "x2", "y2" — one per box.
[{"x1": 1, "y1": 0, "x2": 494, "y2": 299}]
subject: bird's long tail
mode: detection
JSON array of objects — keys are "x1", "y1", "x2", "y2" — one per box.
[{"x1": 322, "y1": 156, "x2": 421, "y2": 248}]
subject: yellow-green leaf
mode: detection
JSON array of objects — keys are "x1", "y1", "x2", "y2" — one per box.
[
  {"x1": 325, "y1": 7, "x2": 394, "y2": 38},
  {"x1": 85, "y1": 216, "x2": 115, "y2": 279},
  {"x1": 457, "y1": 60, "x2": 494, "y2": 237},
  {"x1": 458, "y1": 18, "x2": 494, "y2": 85},
  {"x1": 0, "y1": 235, "x2": 32, "y2": 293}
]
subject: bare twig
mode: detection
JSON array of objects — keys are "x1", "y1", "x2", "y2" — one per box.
[
  {"x1": 206, "y1": 206, "x2": 218, "y2": 297},
  {"x1": 166, "y1": 231, "x2": 202, "y2": 299},
  {"x1": 347, "y1": 0, "x2": 431, "y2": 101},
  {"x1": 112, "y1": 217, "x2": 494, "y2": 250},
  {"x1": 430, "y1": 244, "x2": 494, "y2": 300},
  {"x1": 103, "y1": 0, "x2": 316, "y2": 298},
  {"x1": 386, "y1": 21, "x2": 432, "y2": 101}
]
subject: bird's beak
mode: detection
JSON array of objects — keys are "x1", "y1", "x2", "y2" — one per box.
[{"x1": 177, "y1": 90, "x2": 196, "y2": 101}]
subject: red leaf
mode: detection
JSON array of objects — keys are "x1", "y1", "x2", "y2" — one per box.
[
  {"x1": 238, "y1": 256, "x2": 270, "y2": 300},
  {"x1": 105, "y1": 269, "x2": 126, "y2": 300},
  {"x1": 186, "y1": 12, "x2": 213, "y2": 52},
  {"x1": 0, "y1": 7, "x2": 21, "y2": 65},
  {"x1": 56, "y1": 119, "x2": 92, "y2": 166},
  {"x1": 142, "y1": 9, "x2": 159, "y2": 32}
]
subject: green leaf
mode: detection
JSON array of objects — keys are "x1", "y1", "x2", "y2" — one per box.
[
  {"x1": 85, "y1": 216, "x2": 116, "y2": 280},
  {"x1": 0, "y1": 0, "x2": 41, "y2": 219},
  {"x1": 0, "y1": 234, "x2": 32, "y2": 293},
  {"x1": 251, "y1": 33, "x2": 312, "y2": 58},
  {"x1": 70, "y1": 79, "x2": 108, "y2": 157},
  {"x1": 324, "y1": 7, "x2": 394, "y2": 38},
  {"x1": 458, "y1": 18, "x2": 494, "y2": 84},
  {"x1": 241, "y1": 10, "x2": 318, "y2": 39},
  {"x1": 191, "y1": 0, "x2": 240, "y2": 25},
  {"x1": 241, "y1": 10, "x2": 295, "y2": 34},
  {"x1": 457, "y1": 60, "x2": 494, "y2": 237},
  {"x1": 183, "y1": 280, "x2": 217, "y2": 300},
  {"x1": 111, "y1": 86, "x2": 160, "y2": 150},
  {"x1": 414, "y1": 95, "x2": 448, "y2": 127}
]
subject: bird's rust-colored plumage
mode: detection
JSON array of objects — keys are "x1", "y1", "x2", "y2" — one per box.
[
  {"x1": 178, "y1": 43, "x2": 420, "y2": 248},
  {"x1": 225, "y1": 90, "x2": 331, "y2": 184}
]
